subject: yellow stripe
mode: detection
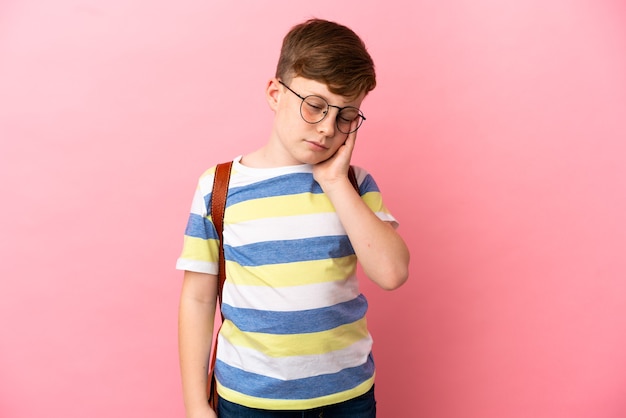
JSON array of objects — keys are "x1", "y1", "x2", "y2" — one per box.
[
  {"x1": 221, "y1": 317, "x2": 370, "y2": 357},
  {"x1": 361, "y1": 191, "x2": 388, "y2": 213},
  {"x1": 179, "y1": 235, "x2": 218, "y2": 263},
  {"x1": 227, "y1": 193, "x2": 333, "y2": 223},
  {"x1": 200, "y1": 166, "x2": 217, "y2": 179},
  {"x1": 216, "y1": 376, "x2": 375, "y2": 410},
  {"x1": 225, "y1": 255, "x2": 356, "y2": 287}
]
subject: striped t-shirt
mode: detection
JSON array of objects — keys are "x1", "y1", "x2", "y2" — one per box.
[{"x1": 176, "y1": 156, "x2": 398, "y2": 410}]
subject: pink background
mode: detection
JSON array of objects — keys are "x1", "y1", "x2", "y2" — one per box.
[{"x1": 1, "y1": 1, "x2": 626, "y2": 417}]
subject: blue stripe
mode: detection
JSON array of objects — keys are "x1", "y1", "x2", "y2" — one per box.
[
  {"x1": 215, "y1": 353, "x2": 375, "y2": 400},
  {"x1": 203, "y1": 192, "x2": 212, "y2": 211},
  {"x1": 226, "y1": 173, "x2": 322, "y2": 207},
  {"x1": 222, "y1": 294, "x2": 368, "y2": 334},
  {"x1": 205, "y1": 172, "x2": 371, "y2": 211},
  {"x1": 225, "y1": 236, "x2": 354, "y2": 266},
  {"x1": 184, "y1": 213, "x2": 217, "y2": 240},
  {"x1": 359, "y1": 174, "x2": 379, "y2": 194}
]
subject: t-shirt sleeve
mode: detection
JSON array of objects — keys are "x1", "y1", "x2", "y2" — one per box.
[
  {"x1": 353, "y1": 166, "x2": 399, "y2": 229},
  {"x1": 175, "y1": 168, "x2": 220, "y2": 274}
]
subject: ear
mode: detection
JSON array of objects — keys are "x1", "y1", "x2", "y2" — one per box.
[{"x1": 265, "y1": 78, "x2": 281, "y2": 111}]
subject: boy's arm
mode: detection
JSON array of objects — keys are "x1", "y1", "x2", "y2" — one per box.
[
  {"x1": 314, "y1": 136, "x2": 410, "y2": 290},
  {"x1": 325, "y1": 181, "x2": 410, "y2": 290},
  {"x1": 178, "y1": 270, "x2": 219, "y2": 418}
]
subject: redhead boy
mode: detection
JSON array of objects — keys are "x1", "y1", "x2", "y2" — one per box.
[{"x1": 177, "y1": 18, "x2": 409, "y2": 418}]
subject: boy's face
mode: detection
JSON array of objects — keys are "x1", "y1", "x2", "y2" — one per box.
[{"x1": 266, "y1": 76, "x2": 366, "y2": 166}]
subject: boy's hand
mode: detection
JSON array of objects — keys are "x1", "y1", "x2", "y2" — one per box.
[{"x1": 313, "y1": 131, "x2": 356, "y2": 191}]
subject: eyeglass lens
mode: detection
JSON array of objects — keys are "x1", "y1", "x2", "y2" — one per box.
[{"x1": 300, "y1": 96, "x2": 364, "y2": 134}]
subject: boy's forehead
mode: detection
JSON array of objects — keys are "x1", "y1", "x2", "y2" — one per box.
[{"x1": 291, "y1": 77, "x2": 365, "y2": 106}]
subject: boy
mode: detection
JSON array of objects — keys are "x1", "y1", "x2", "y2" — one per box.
[{"x1": 177, "y1": 18, "x2": 410, "y2": 418}]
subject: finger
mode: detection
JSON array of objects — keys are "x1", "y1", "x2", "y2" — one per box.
[
  {"x1": 345, "y1": 120, "x2": 359, "y2": 144},
  {"x1": 343, "y1": 132, "x2": 356, "y2": 155}
]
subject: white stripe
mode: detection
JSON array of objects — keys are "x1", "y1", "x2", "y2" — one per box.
[
  {"x1": 175, "y1": 259, "x2": 217, "y2": 274},
  {"x1": 224, "y1": 213, "x2": 345, "y2": 247},
  {"x1": 376, "y1": 211, "x2": 399, "y2": 228},
  {"x1": 217, "y1": 333, "x2": 373, "y2": 381},
  {"x1": 221, "y1": 276, "x2": 360, "y2": 311},
  {"x1": 198, "y1": 171, "x2": 216, "y2": 192},
  {"x1": 189, "y1": 186, "x2": 208, "y2": 216}
]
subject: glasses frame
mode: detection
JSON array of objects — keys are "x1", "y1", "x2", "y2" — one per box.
[{"x1": 278, "y1": 80, "x2": 366, "y2": 134}]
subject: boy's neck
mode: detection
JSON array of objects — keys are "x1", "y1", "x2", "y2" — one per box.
[
  {"x1": 240, "y1": 143, "x2": 305, "y2": 169},
  {"x1": 239, "y1": 149, "x2": 271, "y2": 168}
]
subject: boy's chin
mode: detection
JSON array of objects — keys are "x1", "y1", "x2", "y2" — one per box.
[{"x1": 298, "y1": 154, "x2": 331, "y2": 166}]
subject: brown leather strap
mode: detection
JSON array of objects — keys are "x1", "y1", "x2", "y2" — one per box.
[
  {"x1": 348, "y1": 165, "x2": 359, "y2": 194},
  {"x1": 211, "y1": 161, "x2": 232, "y2": 305},
  {"x1": 207, "y1": 161, "x2": 232, "y2": 408}
]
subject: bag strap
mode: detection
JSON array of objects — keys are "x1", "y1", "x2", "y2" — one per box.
[
  {"x1": 206, "y1": 161, "x2": 232, "y2": 407},
  {"x1": 347, "y1": 165, "x2": 359, "y2": 194},
  {"x1": 211, "y1": 161, "x2": 233, "y2": 307}
]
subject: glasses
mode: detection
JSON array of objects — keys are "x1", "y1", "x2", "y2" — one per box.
[{"x1": 278, "y1": 80, "x2": 366, "y2": 134}]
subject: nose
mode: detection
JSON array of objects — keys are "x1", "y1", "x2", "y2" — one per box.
[{"x1": 316, "y1": 109, "x2": 337, "y2": 137}]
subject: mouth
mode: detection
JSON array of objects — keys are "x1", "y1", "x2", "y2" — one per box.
[{"x1": 304, "y1": 140, "x2": 329, "y2": 151}]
